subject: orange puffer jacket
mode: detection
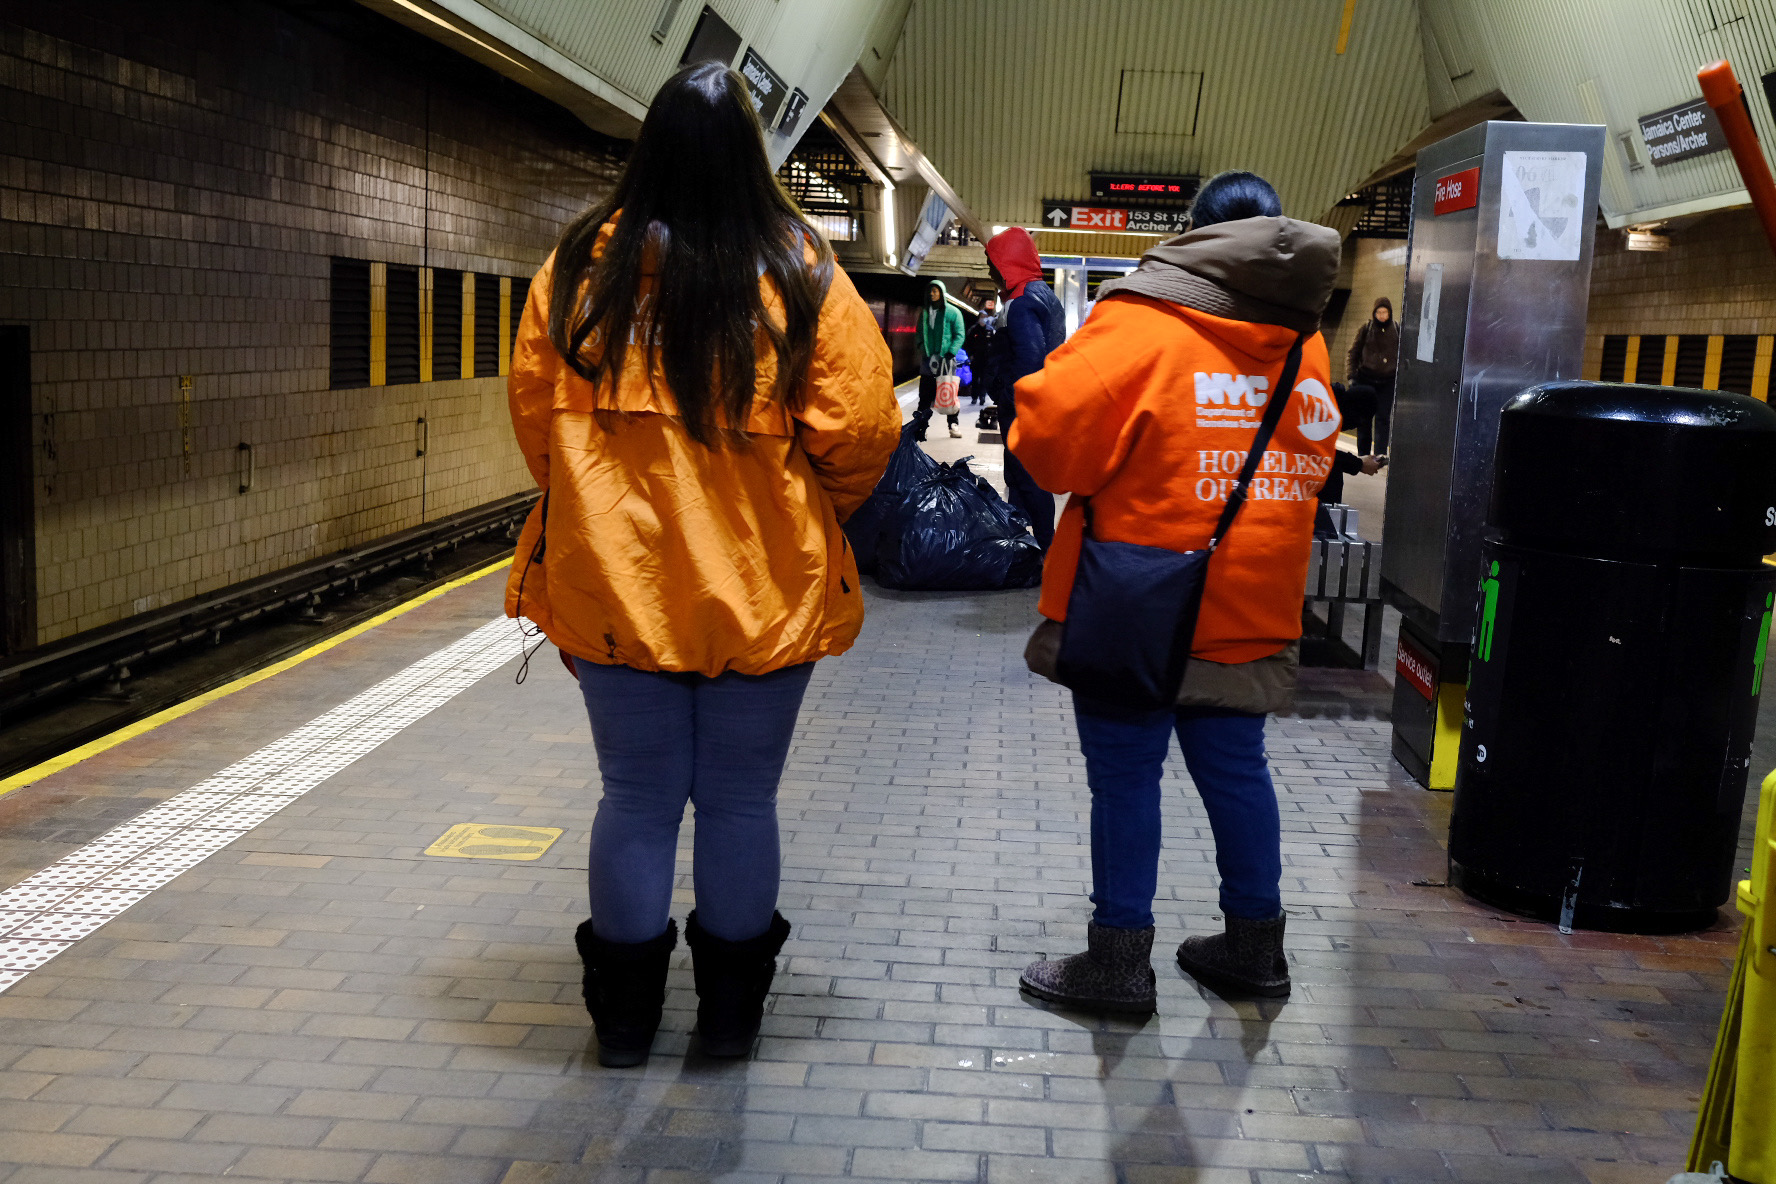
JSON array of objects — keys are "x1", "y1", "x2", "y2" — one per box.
[
  {"x1": 1010, "y1": 294, "x2": 1338, "y2": 665},
  {"x1": 504, "y1": 234, "x2": 899, "y2": 677}
]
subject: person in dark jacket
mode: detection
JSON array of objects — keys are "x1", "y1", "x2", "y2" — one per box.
[
  {"x1": 912, "y1": 279, "x2": 965, "y2": 440},
  {"x1": 963, "y1": 297, "x2": 999, "y2": 405},
  {"x1": 1344, "y1": 296, "x2": 1398, "y2": 455},
  {"x1": 984, "y1": 228, "x2": 1064, "y2": 548}
]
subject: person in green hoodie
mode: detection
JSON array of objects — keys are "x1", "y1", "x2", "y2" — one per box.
[{"x1": 912, "y1": 279, "x2": 966, "y2": 440}]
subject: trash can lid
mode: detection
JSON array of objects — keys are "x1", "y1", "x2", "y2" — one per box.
[
  {"x1": 1492, "y1": 381, "x2": 1776, "y2": 564},
  {"x1": 1504, "y1": 381, "x2": 1776, "y2": 433}
]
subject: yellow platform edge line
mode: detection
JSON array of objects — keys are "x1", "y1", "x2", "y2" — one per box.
[{"x1": 0, "y1": 556, "x2": 512, "y2": 799}]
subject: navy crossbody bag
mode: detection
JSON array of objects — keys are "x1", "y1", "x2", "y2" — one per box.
[{"x1": 1054, "y1": 332, "x2": 1308, "y2": 711}]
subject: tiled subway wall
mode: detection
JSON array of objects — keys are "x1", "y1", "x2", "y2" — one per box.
[
  {"x1": 0, "y1": 0, "x2": 620, "y2": 646},
  {"x1": 1584, "y1": 207, "x2": 1776, "y2": 388}
]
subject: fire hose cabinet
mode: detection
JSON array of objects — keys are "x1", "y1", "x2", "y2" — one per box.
[{"x1": 1450, "y1": 382, "x2": 1776, "y2": 934}]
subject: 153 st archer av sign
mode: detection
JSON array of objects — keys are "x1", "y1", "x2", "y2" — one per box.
[{"x1": 1041, "y1": 201, "x2": 1191, "y2": 234}]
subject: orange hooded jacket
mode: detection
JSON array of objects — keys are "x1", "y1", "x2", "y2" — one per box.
[
  {"x1": 503, "y1": 227, "x2": 899, "y2": 676},
  {"x1": 1008, "y1": 216, "x2": 1343, "y2": 665}
]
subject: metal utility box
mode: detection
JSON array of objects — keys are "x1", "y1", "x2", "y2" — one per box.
[{"x1": 1382, "y1": 120, "x2": 1607, "y2": 787}]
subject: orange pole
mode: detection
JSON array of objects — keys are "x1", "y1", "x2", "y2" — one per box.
[{"x1": 1699, "y1": 60, "x2": 1776, "y2": 256}]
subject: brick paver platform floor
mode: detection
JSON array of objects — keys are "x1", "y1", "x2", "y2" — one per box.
[{"x1": 0, "y1": 549, "x2": 1749, "y2": 1184}]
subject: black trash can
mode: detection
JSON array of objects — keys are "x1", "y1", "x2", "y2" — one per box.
[{"x1": 1450, "y1": 381, "x2": 1776, "y2": 934}]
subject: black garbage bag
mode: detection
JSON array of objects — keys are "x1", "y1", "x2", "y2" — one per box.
[
  {"x1": 876, "y1": 458, "x2": 1045, "y2": 591},
  {"x1": 845, "y1": 423, "x2": 941, "y2": 575}
]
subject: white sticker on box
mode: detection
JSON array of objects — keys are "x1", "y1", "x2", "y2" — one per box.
[
  {"x1": 1497, "y1": 150, "x2": 1586, "y2": 261},
  {"x1": 1417, "y1": 263, "x2": 1443, "y2": 363}
]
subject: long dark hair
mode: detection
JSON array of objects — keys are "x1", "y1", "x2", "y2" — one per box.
[
  {"x1": 1189, "y1": 170, "x2": 1283, "y2": 229},
  {"x1": 547, "y1": 61, "x2": 833, "y2": 446}
]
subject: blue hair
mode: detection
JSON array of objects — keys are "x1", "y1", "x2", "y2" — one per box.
[{"x1": 1190, "y1": 171, "x2": 1282, "y2": 229}]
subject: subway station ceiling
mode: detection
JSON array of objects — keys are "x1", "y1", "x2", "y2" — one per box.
[{"x1": 365, "y1": 0, "x2": 1776, "y2": 253}]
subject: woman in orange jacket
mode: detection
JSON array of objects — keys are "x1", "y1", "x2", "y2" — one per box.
[
  {"x1": 505, "y1": 62, "x2": 898, "y2": 1066},
  {"x1": 1011, "y1": 172, "x2": 1341, "y2": 1013}
]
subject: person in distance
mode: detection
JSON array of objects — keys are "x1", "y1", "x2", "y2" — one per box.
[
  {"x1": 504, "y1": 61, "x2": 899, "y2": 1067},
  {"x1": 912, "y1": 279, "x2": 965, "y2": 439},
  {"x1": 1011, "y1": 171, "x2": 1341, "y2": 1013},
  {"x1": 1345, "y1": 296, "x2": 1398, "y2": 456}
]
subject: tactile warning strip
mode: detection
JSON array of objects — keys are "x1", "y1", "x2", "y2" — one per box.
[{"x1": 0, "y1": 616, "x2": 526, "y2": 991}]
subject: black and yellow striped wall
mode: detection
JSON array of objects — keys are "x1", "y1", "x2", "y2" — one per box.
[
  {"x1": 328, "y1": 259, "x2": 531, "y2": 390},
  {"x1": 1592, "y1": 334, "x2": 1774, "y2": 399}
]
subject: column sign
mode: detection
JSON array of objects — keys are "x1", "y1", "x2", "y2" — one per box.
[
  {"x1": 739, "y1": 48, "x2": 787, "y2": 127},
  {"x1": 1433, "y1": 166, "x2": 1481, "y2": 215},
  {"x1": 1637, "y1": 98, "x2": 1727, "y2": 166},
  {"x1": 1041, "y1": 201, "x2": 1190, "y2": 234}
]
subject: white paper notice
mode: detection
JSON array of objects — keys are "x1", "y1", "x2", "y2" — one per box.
[
  {"x1": 1417, "y1": 263, "x2": 1443, "y2": 363},
  {"x1": 1497, "y1": 150, "x2": 1586, "y2": 261}
]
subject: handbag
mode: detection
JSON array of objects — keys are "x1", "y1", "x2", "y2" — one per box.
[
  {"x1": 933, "y1": 357, "x2": 962, "y2": 417},
  {"x1": 1052, "y1": 332, "x2": 1308, "y2": 711}
]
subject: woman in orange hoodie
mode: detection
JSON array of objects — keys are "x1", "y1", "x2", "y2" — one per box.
[
  {"x1": 1011, "y1": 172, "x2": 1341, "y2": 1012},
  {"x1": 505, "y1": 62, "x2": 898, "y2": 1066}
]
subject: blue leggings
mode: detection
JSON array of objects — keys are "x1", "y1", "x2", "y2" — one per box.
[
  {"x1": 573, "y1": 659, "x2": 813, "y2": 943},
  {"x1": 1073, "y1": 698, "x2": 1283, "y2": 928}
]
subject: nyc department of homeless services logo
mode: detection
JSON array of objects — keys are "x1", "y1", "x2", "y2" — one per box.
[{"x1": 1194, "y1": 371, "x2": 1343, "y2": 443}]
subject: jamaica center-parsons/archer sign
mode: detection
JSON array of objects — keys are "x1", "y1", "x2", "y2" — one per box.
[{"x1": 1637, "y1": 97, "x2": 1728, "y2": 167}]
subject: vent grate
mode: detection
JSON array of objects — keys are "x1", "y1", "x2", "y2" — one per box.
[
  {"x1": 432, "y1": 269, "x2": 463, "y2": 382},
  {"x1": 385, "y1": 265, "x2": 421, "y2": 386},
  {"x1": 329, "y1": 259, "x2": 370, "y2": 389},
  {"x1": 474, "y1": 274, "x2": 501, "y2": 378}
]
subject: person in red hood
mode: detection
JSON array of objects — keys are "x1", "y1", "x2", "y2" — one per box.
[{"x1": 983, "y1": 228, "x2": 1065, "y2": 548}]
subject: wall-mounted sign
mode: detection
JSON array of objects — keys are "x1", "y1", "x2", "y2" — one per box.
[
  {"x1": 1041, "y1": 201, "x2": 1190, "y2": 234},
  {"x1": 739, "y1": 48, "x2": 787, "y2": 126},
  {"x1": 1432, "y1": 166, "x2": 1480, "y2": 215},
  {"x1": 679, "y1": 6, "x2": 741, "y2": 67},
  {"x1": 1088, "y1": 172, "x2": 1199, "y2": 202},
  {"x1": 776, "y1": 87, "x2": 810, "y2": 136},
  {"x1": 1637, "y1": 97, "x2": 1727, "y2": 167},
  {"x1": 902, "y1": 192, "x2": 954, "y2": 276}
]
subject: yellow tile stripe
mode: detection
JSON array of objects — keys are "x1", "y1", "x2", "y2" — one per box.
[
  {"x1": 1623, "y1": 336, "x2": 1641, "y2": 383},
  {"x1": 370, "y1": 261, "x2": 388, "y2": 387},
  {"x1": 1756, "y1": 338, "x2": 1773, "y2": 402},
  {"x1": 1704, "y1": 335, "x2": 1724, "y2": 390},
  {"x1": 0, "y1": 557, "x2": 512, "y2": 799},
  {"x1": 1660, "y1": 335, "x2": 1679, "y2": 387}
]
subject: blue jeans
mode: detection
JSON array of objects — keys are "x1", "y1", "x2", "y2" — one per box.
[
  {"x1": 1073, "y1": 698, "x2": 1282, "y2": 928},
  {"x1": 573, "y1": 659, "x2": 814, "y2": 944},
  {"x1": 999, "y1": 399, "x2": 1054, "y2": 549}
]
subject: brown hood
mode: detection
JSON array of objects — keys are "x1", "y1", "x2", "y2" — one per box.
[{"x1": 1095, "y1": 215, "x2": 1342, "y2": 333}]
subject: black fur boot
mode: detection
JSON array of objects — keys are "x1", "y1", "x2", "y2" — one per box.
[
  {"x1": 573, "y1": 919, "x2": 677, "y2": 1067},
  {"x1": 1019, "y1": 922, "x2": 1157, "y2": 1015},
  {"x1": 1175, "y1": 912, "x2": 1290, "y2": 998},
  {"x1": 683, "y1": 911, "x2": 792, "y2": 1058}
]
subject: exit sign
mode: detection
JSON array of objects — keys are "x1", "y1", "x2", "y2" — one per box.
[{"x1": 1089, "y1": 172, "x2": 1199, "y2": 202}]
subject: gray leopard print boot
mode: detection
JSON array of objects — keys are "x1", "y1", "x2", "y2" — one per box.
[
  {"x1": 1019, "y1": 922, "x2": 1156, "y2": 1014},
  {"x1": 1175, "y1": 913, "x2": 1290, "y2": 998}
]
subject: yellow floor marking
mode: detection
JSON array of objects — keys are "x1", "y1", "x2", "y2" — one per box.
[
  {"x1": 425, "y1": 823, "x2": 563, "y2": 861},
  {"x1": 0, "y1": 556, "x2": 513, "y2": 799}
]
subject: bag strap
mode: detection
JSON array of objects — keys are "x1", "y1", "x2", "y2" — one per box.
[{"x1": 1206, "y1": 332, "x2": 1308, "y2": 552}]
